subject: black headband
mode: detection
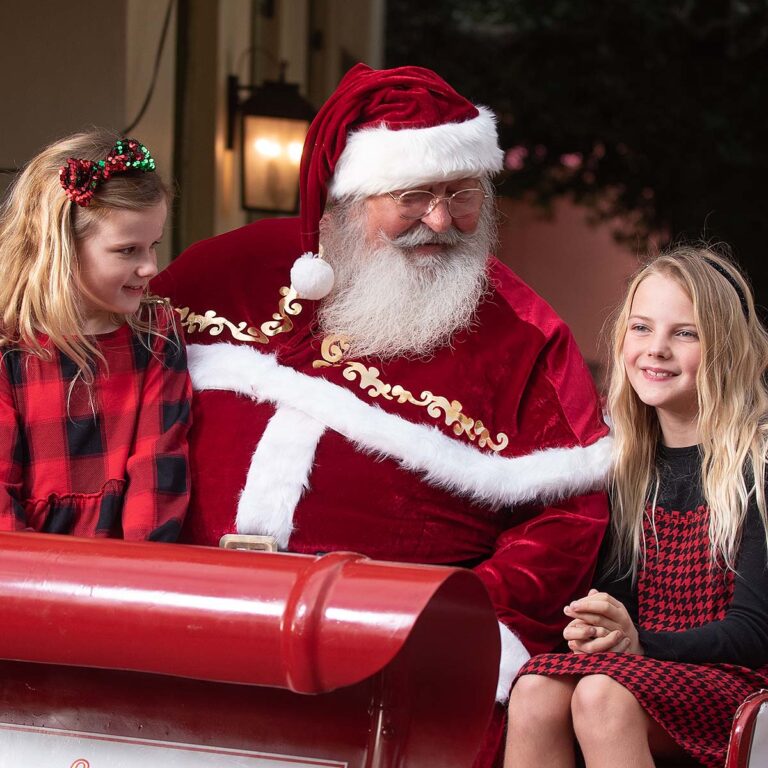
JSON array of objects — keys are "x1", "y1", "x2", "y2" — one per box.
[{"x1": 703, "y1": 257, "x2": 749, "y2": 319}]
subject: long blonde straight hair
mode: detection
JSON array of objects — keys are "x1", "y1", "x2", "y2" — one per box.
[
  {"x1": 607, "y1": 245, "x2": 768, "y2": 574},
  {"x1": 0, "y1": 128, "x2": 171, "y2": 383}
]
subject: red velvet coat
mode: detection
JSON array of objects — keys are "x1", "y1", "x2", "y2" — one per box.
[{"x1": 152, "y1": 217, "x2": 611, "y2": 706}]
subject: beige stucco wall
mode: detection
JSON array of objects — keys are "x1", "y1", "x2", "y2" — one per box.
[
  {"x1": 0, "y1": 1, "x2": 126, "y2": 200},
  {"x1": 0, "y1": 1, "x2": 177, "y2": 263},
  {"x1": 214, "y1": 0, "x2": 254, "y2": 238}
]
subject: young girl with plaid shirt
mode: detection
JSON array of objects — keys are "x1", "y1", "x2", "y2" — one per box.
[
  {"x1": 505, "y1": 247, "x2": 768, "y2": 768},
  {"x1": 0, "y1": 129, "x2": 191, "y2": 541}
]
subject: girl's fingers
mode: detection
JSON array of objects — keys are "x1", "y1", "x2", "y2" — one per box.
[
  {"x1": 568, "y1": 629, "x2": 625, "y2": 654},
  {"x1": 617, "y1": 636, "x2": 632, "y2": 651},
  {"x1": 603, "y1": 635, "x2": 634, "y2": 654},
  {"x1": 564, "y1": 624, "x2": 596, "y2": 640},
  {"x1": 566, "y1": 596, "x2": 621, "y2": 619},
  {"x1": 563, "y1": 606, "x2": 622, "y2": 632},
  {"x1": 565, "y1": 594, "x2": 633, "y2": 632},
  {"x1": 564, "y1": 622, "x2": 611, "y2": 641}
]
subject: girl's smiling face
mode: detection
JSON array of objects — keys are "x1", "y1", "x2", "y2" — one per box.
[
  {"x1": 76, "y1": 200, "x2": 166, "y2": 334},
  {"x1": 622, "y1": 272, "x2": 702, "y2": 446}
]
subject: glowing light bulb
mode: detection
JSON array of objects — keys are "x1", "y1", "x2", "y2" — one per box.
[{"x1": 254, "y1": 138, "x2": 281, "y2": 158}]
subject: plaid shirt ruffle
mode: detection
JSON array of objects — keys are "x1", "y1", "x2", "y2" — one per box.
[{"x1": 0, "y1": 312, "x2": 192, "y2": 541}]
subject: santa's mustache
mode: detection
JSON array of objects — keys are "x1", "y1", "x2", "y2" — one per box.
[{"x1": 388, "y1": 224, "x2": 466, "y2": 249}]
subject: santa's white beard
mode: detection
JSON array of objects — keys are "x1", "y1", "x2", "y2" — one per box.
[{"x1": 317, "y1": 199, "x2": 495, "y2": 360}]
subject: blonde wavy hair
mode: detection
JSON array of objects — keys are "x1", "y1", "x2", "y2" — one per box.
[
  {"x1": 607, "y1": 245, "x2": 768, "y2": 574},
  {"x1": 0, "y1": 128, "x2": 172, "y2": 384}
]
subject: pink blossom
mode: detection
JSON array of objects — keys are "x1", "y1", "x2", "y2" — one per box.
[
  {"x1": 504, "y1": 145, "x2": 529, "y2": 171},
  {"x1": 559, "y1": 152, "x2": 583, "y2": 169}
]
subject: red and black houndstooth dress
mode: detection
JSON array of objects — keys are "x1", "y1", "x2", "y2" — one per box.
[{"x1": 516, "y1": 444, "x2": 768, "y2": 768}]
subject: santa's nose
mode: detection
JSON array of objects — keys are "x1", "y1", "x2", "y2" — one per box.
[{"x1": 420, "y1": 199, "x2": 453, "y2": 233}]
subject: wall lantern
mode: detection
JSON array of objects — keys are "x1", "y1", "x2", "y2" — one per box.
[{"x1": 227, "y1": 64, "x2": 315, "y2": 213}]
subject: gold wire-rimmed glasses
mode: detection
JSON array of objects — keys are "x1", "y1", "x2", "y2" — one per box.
[{"x1": 386, "y1": 188, "x2": 488, "y2": 219}]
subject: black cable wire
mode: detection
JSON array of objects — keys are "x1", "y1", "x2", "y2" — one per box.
[{"x1": 122, "y1": 0, "x2": 176, "y2": 135}]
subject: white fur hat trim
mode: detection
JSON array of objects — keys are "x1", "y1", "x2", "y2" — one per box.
[{"x1": 328, "y1": 106, "x2": 504, "y2": 199}]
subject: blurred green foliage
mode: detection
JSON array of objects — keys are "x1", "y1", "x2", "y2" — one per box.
[{"x1": 386, "y1": 0, "x2": 768, "y2": 304}]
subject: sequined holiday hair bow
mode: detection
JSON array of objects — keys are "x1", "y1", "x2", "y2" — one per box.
[{"x1": 59, "y1": 138, "x2": 156, "y2": 207}]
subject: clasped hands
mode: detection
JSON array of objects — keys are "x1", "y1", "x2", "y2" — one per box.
[{"x1": 563, "y1": 589, "x2": 644, "y2": 655}]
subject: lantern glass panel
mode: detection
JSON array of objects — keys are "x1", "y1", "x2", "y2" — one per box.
[{"x1": 242, "y1": 115, "x2": 309, "y2": 212}]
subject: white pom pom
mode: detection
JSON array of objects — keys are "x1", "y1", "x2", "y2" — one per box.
[{"x1": 290, "y1": 251, "x2": 335, "y2": 300}]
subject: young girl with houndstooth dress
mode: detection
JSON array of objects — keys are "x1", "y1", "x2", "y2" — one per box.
[{"x1": 505, "y1": 246, "x2": 768, "y2": 768}]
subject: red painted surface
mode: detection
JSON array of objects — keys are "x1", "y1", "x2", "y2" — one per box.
[
  {"x1": 726, "y1": 689, "x2": 768, "y2": 768},
  {"x1": 0, "y1": 531, "x2": 499, "y2": 767}
]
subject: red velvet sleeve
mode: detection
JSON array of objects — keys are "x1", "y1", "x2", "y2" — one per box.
[{"x1": 474, "y1": 491, "x2": 609, "y2": 655}]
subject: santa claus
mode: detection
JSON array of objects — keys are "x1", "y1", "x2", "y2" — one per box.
[{"x1": 152, "y1": 63, "x2": 611, "y2": 765}]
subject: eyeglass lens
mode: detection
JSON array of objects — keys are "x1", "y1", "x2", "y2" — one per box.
[{"x1": 395, "y1": 189, "x2": 485, "y2": 219}]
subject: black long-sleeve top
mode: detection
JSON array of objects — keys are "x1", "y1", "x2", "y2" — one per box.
[{"x1": 597, "y1": 444, "x2": 768, "y2": 669}]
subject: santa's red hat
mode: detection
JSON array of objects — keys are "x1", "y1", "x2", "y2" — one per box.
[{"x1": 290, "y1": 64, "x2": 503, "y2": 300}]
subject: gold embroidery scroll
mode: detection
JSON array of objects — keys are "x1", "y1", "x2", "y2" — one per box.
[
  {"x1": 313, "y1": 334, "x2": 352, "y2": 368},
  {"x1": 313, "y1": 334, "x2": 510, "y2": 453},
  {"x1": 177, "y1": 306, "x2": 269, "y2": 343},
  {"x1": 174, "y1": 286, "x2": 303, "y2": 344},
  {"x1": 260, "y1": 286, "x2": 303, "y2": 336}
]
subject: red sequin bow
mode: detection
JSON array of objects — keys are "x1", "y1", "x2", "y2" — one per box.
[{"x1": 59, "y1": 138, "x2": 156, "y2": 207}]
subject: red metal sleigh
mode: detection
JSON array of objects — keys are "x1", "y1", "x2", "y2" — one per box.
[{"x1": 0, "y1": 532, "x2": 499, "y2": 768}]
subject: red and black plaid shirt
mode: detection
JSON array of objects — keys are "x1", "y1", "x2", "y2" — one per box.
[{"x1": 0, "y1": 313, "x2": 192, "y2": 541}]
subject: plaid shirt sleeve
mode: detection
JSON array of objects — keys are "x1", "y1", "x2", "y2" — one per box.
[
  {"x1": 0, "y1": 354, "x2": 27, "y2": 531},
  {"x1": 122, "y1": 313, "x2": 193, "y2": 542}
]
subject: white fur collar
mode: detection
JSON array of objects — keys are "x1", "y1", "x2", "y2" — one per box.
[{"x1": 188, "y1": 342, "x2": 612, "y2": 514}]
